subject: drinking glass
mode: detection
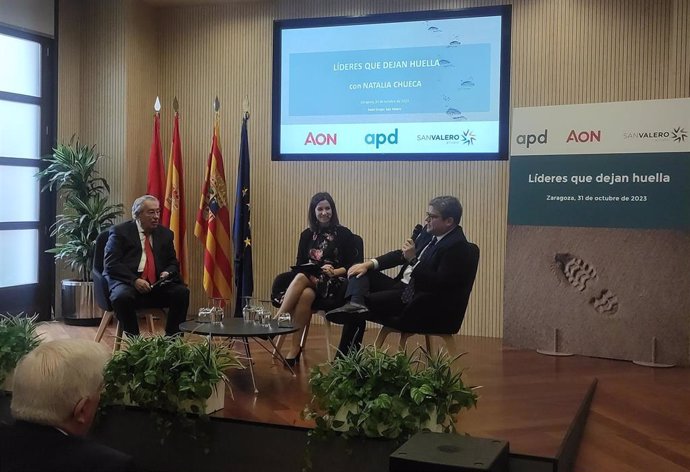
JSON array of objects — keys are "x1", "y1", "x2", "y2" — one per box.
[
  {"x1": 277, "y1": 312, "x2": 293, "y2": 328},
  {"x1": 242, "y1": 297, "x2": 258, "y2": 324},
  {"x1": 242, "y1": 299, "x2": 252, "y2": 323},
  {"x1": 257, "y1": 307, "x2": 271, "y2": 327},
  {"x1": 197, "y1": 307, "x2": 212, "y2": 323},
  {"x1": 211, "y1": 306, "x2": 224, "y2": 324}
]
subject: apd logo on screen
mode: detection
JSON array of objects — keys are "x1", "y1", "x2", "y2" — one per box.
[{"x1": 365, "y1": 128, "x2": 399, "y2": 149}]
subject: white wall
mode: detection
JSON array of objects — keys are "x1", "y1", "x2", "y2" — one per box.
[{"x1": 0, "y1": 0, "x2": 54, "y2": 37}]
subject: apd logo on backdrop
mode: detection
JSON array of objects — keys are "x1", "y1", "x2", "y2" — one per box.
[
  {"x1": 623, "y1": 126, "x2": 687, "y2": 143},
  {"x1": 515, "y1": 130, "x2": 548, "y2": 148}
]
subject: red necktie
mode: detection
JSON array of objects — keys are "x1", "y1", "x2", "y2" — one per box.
[{"x1": 142, "y1": 235, "x2": 157, "y2": 284}]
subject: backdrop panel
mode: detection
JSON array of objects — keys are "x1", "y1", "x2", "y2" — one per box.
[{"x1": 505, "y1": 98, "x2": 690, "y2": 365}]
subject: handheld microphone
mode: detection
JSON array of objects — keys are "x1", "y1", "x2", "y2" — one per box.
[
  {"x1": 151, "y1": 271, "x2": 176, "y2": 288},
  {"x1": 410, "y1": 224, "x2": 424, "y2": 241}
]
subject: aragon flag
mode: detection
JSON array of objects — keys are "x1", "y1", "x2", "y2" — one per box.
[{"x1": 194, "y1": 114, "x2": 233, "y2": 302}]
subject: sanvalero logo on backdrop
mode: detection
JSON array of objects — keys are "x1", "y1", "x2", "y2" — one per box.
[
  {"x1": 365, "y1": 128, "x2": 398, "y2": 149},
  {"x1": 566, "y1": 130, "x2": 601, "y2": 143},
  {"x1": 461, "y1": 130, "x2": 476, "y2": 145},
  {"x1": 304, "y1": 132, "x2": 337, "y2": 146},
  {"x1": 515, "y1": 130, "x2": 548, "y2": 148},
  {"x1": 623, "y1": 126, "x2": 687, "y2": 143}
]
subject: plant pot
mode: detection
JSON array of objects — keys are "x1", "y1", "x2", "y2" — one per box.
[
  {"x1": 203, "y1": 380, "x2": 225, "y2": 414},
  {"x1": 332, "y1": 404, "x2": 444, "y2": 437},
  {"x1": 121, "y1": 380, "x2": 225, "y2": 415},
  {"x1": 61, "y1": 279, "x2": 102, "y2": 326},
  {"x1": 418, "y1": 406, "x2": 444, "y2": 433},
  {"x1": 332, "y1": 403, "x2": 360, "y2": 432}
]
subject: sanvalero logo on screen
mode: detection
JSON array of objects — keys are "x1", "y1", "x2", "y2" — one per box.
[
  {"x1": 365, "y1": 128, "x2": 399, "y2": 149},
  {"x1": 461, "y1": 130, "x2": 476, "y2": 145},
  {"x1": 304, "y1": 132, "x2": 337, "y2": 146}
]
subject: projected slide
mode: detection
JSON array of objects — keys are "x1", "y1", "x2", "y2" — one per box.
[{"x1": 273, "y1": 8, "x2": 510, "y2": 160}]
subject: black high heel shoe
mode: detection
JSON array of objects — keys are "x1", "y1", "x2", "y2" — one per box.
[{"x1": 285, "y1": 350, "x2": 302, "y2": 367}]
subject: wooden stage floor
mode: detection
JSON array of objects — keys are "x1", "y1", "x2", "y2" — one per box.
[{"x1": 38, "y1": 319, "x2": 690, "y2": 472}]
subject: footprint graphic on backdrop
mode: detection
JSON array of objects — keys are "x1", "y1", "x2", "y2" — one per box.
[{"x1": 552, "y1": 252, "x2": 619, "y2": 315}]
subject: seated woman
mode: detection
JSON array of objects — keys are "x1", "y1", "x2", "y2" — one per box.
[{"x1": 275, "y1": 192, "x2": 357, "y2": 365}]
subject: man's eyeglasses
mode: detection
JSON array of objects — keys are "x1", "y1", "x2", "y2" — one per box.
[{"x1": 425, "y1": 212, "x2": 441, "y2": 220}]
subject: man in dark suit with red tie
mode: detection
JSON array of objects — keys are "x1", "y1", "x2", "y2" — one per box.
[
  {"x1": 104, "y1": 195, "x2": 189, "y2": 336},
  {"x1": 326, "y1": 196, "x2": 476, "y2": 355}
]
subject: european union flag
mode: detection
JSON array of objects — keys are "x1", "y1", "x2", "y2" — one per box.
[{"x1": 233, "y1": 112, "x2": 253, "y2": 316}]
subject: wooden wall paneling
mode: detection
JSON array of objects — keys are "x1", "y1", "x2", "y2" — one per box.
[
  {"x1": 56, "y1": 0, "x2": 690, "y2": 335},
  {"x1": 124, "y1": 0, "x2": 159, "y2": 209}
]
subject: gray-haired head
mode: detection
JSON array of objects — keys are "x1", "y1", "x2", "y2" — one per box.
[
  {"x1": 428, "y1": 196, "x2": 463, "y2": 225},
  {"x1": 10, "y1": 339, "x2": 110, "y2": 431},
  {"x1": 131, "y1": 195, "x2": 159, "y2": 219}
]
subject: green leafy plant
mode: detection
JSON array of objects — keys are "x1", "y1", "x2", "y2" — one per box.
[
  {"x1": 0, "y1": 314, "x2": 42, "y2": 387},
  {"x1": 303, "y1": 346, "x2": 478, "y2": 439},
  {"x1": 36, "y1": 136, "x2": 123, "y2": 281},
  {"x1": 101, "y1": 336, "x2": 243, "y2": 415}
]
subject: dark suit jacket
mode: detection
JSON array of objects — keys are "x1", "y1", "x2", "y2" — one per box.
[
  {"x1": 373, "y1": 226, "x2": 477, "y2": 331},
  {"x1": 103, "y1": 220, "x2": 179, "y2": 290},
  {"x1": 0, "y1": 420, "x2": 134, "y2": 472}
]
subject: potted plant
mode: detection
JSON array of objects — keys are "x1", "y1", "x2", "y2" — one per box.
[
  {"x1": 0, "y1": 314, "x2": 42, "y2": 391},
  {"x1": 303, "y1": 346, "x2": 478, "y2": 439},
  {"x1": 101, "y1": 336, "x2": 244, "y2": 416},
  {"x1": 36, "y1": 137, "x2": 123, "y2": 325}
]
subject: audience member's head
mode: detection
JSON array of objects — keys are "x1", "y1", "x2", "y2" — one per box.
[{"x1": 11, "y1": 339, "x2": 110, "y2": 436}]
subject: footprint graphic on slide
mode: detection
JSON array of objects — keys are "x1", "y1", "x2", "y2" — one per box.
[
  {"x1": 553, "y1": 253, "x2": 597, "y2": 291},
  {"x1": 552, "y1": 252, "x2": 620, "y2": 316},
  {"x1": 590, "y1": 289, "x2": 619, "y2": 315}
]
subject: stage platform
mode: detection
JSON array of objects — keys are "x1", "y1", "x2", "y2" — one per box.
[{"x1": 35, "y1": 320, "x2": 690, "y2": 471}]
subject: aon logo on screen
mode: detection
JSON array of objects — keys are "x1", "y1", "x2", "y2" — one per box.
[
  {"x1": 365, "y1": 128, "x2": 399, "y2": 149},
  {"x1": 304, "y1": 132, "x2": 337, "y2": 145}
]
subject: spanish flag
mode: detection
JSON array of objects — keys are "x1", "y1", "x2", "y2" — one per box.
[
  {"x1": 194, "y1": 115, "x2": 233, "y2": 301},
  {"x1": 162, "y1": 111, "x2": 188, "y2": 283}
]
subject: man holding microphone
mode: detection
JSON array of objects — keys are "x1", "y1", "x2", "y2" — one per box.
[{"x1": 326, "y1": 196, "x2": 476, "y2": 355}]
